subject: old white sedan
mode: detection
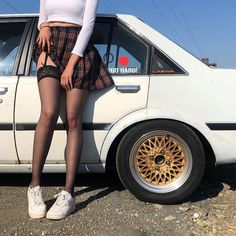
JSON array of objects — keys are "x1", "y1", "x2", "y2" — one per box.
[{"x1": 0, "y1": 13, "x2": 236, "y2": 204}]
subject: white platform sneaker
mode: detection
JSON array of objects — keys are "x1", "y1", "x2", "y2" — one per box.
[
  {"x1": 46, "y1": 190, "x2": 76, "y2": 220},
  {"x1": 27, "y1": 185, "x2": 47, "y2": 218}
]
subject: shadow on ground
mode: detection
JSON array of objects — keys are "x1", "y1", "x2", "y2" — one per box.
[
  {"x1": 0, "y1": 171, "x2": 124, "y2": 209},
  {"x1": 0, "y1": 171, "x2": 124, "y2": 191},
  {"x1": 1, "y1": 164, "x2": 236, "y2": 204},
  {"x1": 187, "y1": 164, "x2": 236, "y2": 203}
]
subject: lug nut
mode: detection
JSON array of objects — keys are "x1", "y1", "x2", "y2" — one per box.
[{"x1": 166, "y1": 160, "x2": 171, "y2": 165}]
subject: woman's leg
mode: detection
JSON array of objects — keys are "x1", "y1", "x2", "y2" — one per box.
[
  {"x1": 64, "y1": 88, "x2": 89, "y2": 195},
  {"x1": 31, "y1": 52, "x2": 61, "y2": 187}
]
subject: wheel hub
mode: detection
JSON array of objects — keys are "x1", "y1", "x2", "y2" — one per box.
[{"x1": 154, "y1": 155, "x2": 166, "y2": 166}]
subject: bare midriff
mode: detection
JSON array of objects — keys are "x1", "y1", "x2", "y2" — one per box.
[{"x1": 48, "y1": 21, "x2": 82, "y2": 27}]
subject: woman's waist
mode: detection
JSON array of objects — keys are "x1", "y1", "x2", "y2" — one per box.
[
  {"x1": 48, "y1": 21, "x2": 82, "y2": 28},
  {"x1": 46, "y1": 16, "x2": 83, "y2": 27},
  {"x1": 48, "y1": 21, "x2": 82, "y2": 37}
]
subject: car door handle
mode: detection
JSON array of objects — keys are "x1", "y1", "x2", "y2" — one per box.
[
  {"x1": 0, "y1": 87, "x2": 8, "y2": 95},
  {"x1": 116, "y1": 85, "x2": 140, "y2": 93}
]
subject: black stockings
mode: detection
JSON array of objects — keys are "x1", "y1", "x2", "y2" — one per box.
[{"x1": 31, "y1": 52, "x2": 88, "y2": 195}]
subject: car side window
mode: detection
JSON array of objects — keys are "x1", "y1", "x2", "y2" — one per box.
[
  {"x1": 90, "y1": 22, "x2": 111, "y2": 63},
  {"x1": 108, "y1": 24, "x2": 148, "y2": 75},
  {"x1": 151, "y1": 50, "x2": 185, "y2": 74},
  {"x1": 0, "y1": 22, "x2": 26, "y2": 76},
  {"x1": 30, "y1": 58, "x2": 37, "y2": 76}
]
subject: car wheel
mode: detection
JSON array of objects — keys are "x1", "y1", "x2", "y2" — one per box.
[{"x1": 116, "y1": 120, "x2": 205, "y2": 204}]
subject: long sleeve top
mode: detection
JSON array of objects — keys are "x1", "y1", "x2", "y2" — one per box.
[{"x1": 38, "y1": 0, "x2": 99, "y2": 57}]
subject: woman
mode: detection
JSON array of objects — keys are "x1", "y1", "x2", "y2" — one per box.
[{"x1": 28, "y1": 0, "x2": 114, "y2": 220}]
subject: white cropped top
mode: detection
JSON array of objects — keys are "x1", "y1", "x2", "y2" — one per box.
[{"x1": 38, "y1": 0, "x2": 99, "y2": 57}]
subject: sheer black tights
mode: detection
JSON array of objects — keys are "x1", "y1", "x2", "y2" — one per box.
[
  {"x1": 31, "y1": 74, "x2": 61, "y2": 188},
  {"x1": 31, "y1": 52, "x2": 88, "y2": 195}
]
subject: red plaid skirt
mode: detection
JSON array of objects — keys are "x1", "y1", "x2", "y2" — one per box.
[{"x1": 32, "y1": 26, "x2": 114, "y2": 91}]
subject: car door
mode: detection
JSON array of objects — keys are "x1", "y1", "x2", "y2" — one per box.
[
  {"x1": 0, "y1": 18, "x2": 31, "y2": 164},
  {"x1": 14, "y1": 17, "x2": 150, "y2": 165}
]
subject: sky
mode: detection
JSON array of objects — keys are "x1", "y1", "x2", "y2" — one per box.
[{"x1": 0, "y1": 0, "x2": 236, "y2": 69}]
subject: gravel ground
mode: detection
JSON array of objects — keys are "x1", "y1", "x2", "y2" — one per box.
[{"x1": 1, "y1": 165, "x2": 236, "y2": 236}]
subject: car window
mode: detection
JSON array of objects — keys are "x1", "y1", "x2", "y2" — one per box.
[
  {"x1": 151, "y1": 50, "x2": 185, "y2": 74},
  {"x1": 0, "y1": 22, "x2": 26, "y2": 76},
  {"x1": 30, "y1": 58, "x2": 37, "y2": 76},
  {"x1": 108, "y1": 24, "x2": 148, "y2": 75},
  {"x1": 91, "y1": 22, "x2": 111, "y2": 64}
]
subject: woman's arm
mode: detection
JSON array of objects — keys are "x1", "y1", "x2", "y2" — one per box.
[
  {"x1": 62, "y1": 0, "x2": 99, "y2": 90},
  {"x1": 36, "y1": 0, "x2": 52, "y2": 52},
  {"x1": 37, "y1": 0, "x2": 48, "y2": 30},
  {"x1": 71, "y1": 0, "x2": 99, "y2": 58}
]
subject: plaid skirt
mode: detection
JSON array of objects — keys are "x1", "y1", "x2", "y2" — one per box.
[{"x1": 32, "y1": 26, "x2": 115, "y2": 91}]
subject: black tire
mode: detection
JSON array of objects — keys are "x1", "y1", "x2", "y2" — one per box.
[{"x1": 116, "y1": 120, "x2": 205, "y2": 204}]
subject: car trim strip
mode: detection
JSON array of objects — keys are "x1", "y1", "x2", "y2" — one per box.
[
  {"x1": 206, "y1": 123, "x2": 236, "y2": 130},
  {"x1": 2, "y1": 123, "x2": 236, "y2": 131},
  {"x1": 0, "y1": 124, "x2": 13, "y2": 130},
  {"x1": 15, "y1": 123, "x2": 113, "y2": 131}
]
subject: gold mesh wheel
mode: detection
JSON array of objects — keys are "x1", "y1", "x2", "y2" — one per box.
[
  {"x1": 129, "y1": 131, "x2": 192, "y2": 193},
  {"x1": 135, "y1": 134, "x2": 185, "y2": 186}
]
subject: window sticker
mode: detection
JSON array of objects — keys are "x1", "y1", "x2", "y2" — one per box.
[
  {"x1": 108, "y1": 55, "x2": 139, "y2": 75},
  {"x1": 109, "y1": 67, "x2": 139, "y2": 74},
  {"x1": 152, "y1": 69, "x2": 176, "y2": 74},
  {"x1": 118, "y1": 56, "x2": 129, "y2": 67},
  {"x1": 103, "y1": 52, "x2": 114, "y2": 64}
]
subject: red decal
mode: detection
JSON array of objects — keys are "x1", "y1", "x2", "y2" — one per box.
[{"x1": 118, "y1": 56, "x2": 129, "y2": 66}]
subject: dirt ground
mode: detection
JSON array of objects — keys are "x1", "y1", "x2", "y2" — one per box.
[{"x1": 1, "y1": 165, "x2": 236, "y2": 236}]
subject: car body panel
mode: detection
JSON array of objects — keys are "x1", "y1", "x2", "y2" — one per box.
[
  {"x1": 14, "y1": 75, "x2": 149, "y2": 164},
  {"x1": 0, "y1": 76, "x2": 18, "y2": 163},
  {"x1": 149, "y1": 71, "x2": 236, "y2": 164},
  {"x1": 100, "y1": 106, "x2": 236, "y2": 166}
]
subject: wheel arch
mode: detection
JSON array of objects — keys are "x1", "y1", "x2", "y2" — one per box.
[{"x1": 105, "y1": 117, "x2": 216, "y2": 172}]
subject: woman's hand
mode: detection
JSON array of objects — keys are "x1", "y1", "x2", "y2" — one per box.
[
  {"x1": 61, "y1": 65, "x2": 74, "y2": 90},
  {"x1": 36, "y1": 25, "x2": 53, "y2": 53},
  {"x1": 61, "y1": 54, "x2": 81, "y2": 90}
]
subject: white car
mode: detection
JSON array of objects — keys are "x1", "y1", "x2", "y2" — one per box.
[{"x1": 1, "y1": 14, "x2": 236, "y2": 204}]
